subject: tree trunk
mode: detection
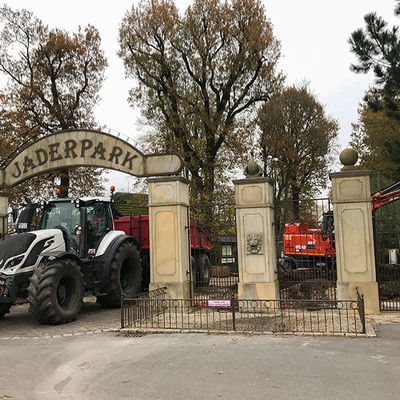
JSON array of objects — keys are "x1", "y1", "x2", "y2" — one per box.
[
  {"x1": 291, "y1": 183, "x2": 301, "y2": 221},
  {"x1": 59, "y1": 170, "x2": 69, "y2": 198}
]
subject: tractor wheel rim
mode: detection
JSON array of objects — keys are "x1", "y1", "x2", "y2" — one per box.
[
  {"x1": 120, "y1": 260, "x2": 134, "y2": 292},
  {"x1": 121, "y1": 274, "x2": 128, "y2": 290},
  {"x1": 57, "y1": 277, "x2": 74, "y2": 308},
  {"x1": 57, "y1": 285, "x2": 67, "y2": 305}
]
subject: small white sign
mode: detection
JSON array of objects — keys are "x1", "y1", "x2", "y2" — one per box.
[
  {"x1": 18, "y1": 223, "x2": 28, "y2": 229},
  {"x1": 208, "y1": 300, "x2": 231, "y2": 307},
  {"x1": 221, "y1": 257, "x2": 235, "y2": 264}
]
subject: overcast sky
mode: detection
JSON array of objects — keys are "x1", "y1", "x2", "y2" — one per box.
[{"x1": 2, "y1": 0, "x2": 399, "y2": 191}]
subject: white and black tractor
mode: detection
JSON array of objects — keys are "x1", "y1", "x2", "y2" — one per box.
[{"x1": 0, "y1": 197, "x2": 142, "y2": 324}]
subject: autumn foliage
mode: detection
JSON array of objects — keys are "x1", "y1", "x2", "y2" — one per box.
[
  {"x1": 0, "y1": 5, "x2": 107, "y2": 201},
  {"x1": 119, "y1": 0, "x2": 282, "y2": 201}
]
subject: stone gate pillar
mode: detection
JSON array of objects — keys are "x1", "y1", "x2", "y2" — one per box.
[
  {"x1": 233, "y1": 162, "x2": 279, "y2": 300},
  {"x1": 330, "y1": 149, "x2": 379, "y2": 314},
  {"x1": 0, "y1": 188, "x2": 8, "y2": 242},
  {"x1": 147, "y1": 177, "x2": 190, "y2": 299}
]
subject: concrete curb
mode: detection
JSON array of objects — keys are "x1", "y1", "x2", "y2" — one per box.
[
  {"x1": 0, "y1": 328, "x2": 120, "y2": 340},
  {"x1": 120, "y1": 325, "x2": 376, "y2": 338}
]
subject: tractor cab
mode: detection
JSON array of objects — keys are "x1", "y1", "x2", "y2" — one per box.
[{"x1": 39, "y1": 198, "x2": 114, "y2": 257}]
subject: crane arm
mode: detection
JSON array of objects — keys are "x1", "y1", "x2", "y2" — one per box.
[{"x1": 372, "y1": 180, "x2": 400, "y2": 212}]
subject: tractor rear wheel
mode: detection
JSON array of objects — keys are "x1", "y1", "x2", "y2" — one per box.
[
  {"x1": 28, "y1": 259, "x2": 84, "y2": 324},
  {"x1": 97, "y1": 241, "x2": 142, "y2": 308},
  {"x1": 0, "y1": 303, "x2": 11, "y2": 320}
]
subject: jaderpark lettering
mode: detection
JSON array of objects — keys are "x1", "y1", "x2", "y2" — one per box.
[{"x1": 11, "y1": 139, "x2": 139, "y2": 179}]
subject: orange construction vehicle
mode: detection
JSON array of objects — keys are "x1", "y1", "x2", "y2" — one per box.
[{"x1": 280, "y1": 181, "x2": 400, "y2": 270}]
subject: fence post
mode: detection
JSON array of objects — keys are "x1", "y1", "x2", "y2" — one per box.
[
  {"x1": 0, "y1": 189, "x2": 8, "y2": 242},
  {"x1": 121, "y1": 294, "x2": 125, "y2": 329},
  {"x1": 147, "y1": 177, "x2": 191, "y2": 299},
  {"x1": 233, "y1": 162, "x2": 279, "y2": 301},
  {"x1": 231, "y1": 296, "x2": 236, "y2": 331},
  {"x1": 358, "y1": 292, "x2": 366, "y2": 334},
  {"x1": 330, "y1": 149, "x2": 380, "y2": 315}
]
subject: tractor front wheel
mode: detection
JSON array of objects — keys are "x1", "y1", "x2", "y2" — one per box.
[
  {"x1": 0, "y1": 303, "x2": 11, "y2": 320},
  {"x1": 97, "y1": 241, "x2": 142, "y2": 308},
  {"x1": 28, "y1": 259, "x2": 84, "y2": 324}
]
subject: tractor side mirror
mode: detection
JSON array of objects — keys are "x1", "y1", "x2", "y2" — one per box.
[{"x1": 11, "y1": 208, "x2": 18, "y2": 223}]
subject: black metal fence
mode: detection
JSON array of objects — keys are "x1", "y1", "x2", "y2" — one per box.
[
  {"x1": 121, "y1": 291, "x2": 366, "y2": 335},
  {"x1": 189, "y1": 275, "x2": 239, "y2": 300},
  {"x1": 189, "y1": 200, "x2": 238, "y2": 300},
  {"x1": 275, "y1": 198, "x2": 337, "y2": 300},
  {"x1": 278, "y1": 268, "x2": 337, "y2": 301},
  {"x1": 121, "y1": 287, "x2": 167, "y2": 328},
  {"x1": 373, "y1": 198, "x2": 400, "y2": 311}
]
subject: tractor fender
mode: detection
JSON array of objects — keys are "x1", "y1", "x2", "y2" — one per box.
[
  {"x1": 95, "y1": 231, "x2": 128, "y2": 257},
  {"x1": 95, "y1": 235, "x2": 139, "y2": 283},
  {"x1": 40, "y1": 251, "x2": 83, "y2": 266}
]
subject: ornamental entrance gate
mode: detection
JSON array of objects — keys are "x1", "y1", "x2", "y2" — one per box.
[
  {"x1": 188, "y1": 200, "x2": 238, "y2": 300},
  {"x1": 0, "y1": 129, "x2": 183, "y2": 240},
  {"x1": 275, "y1": 197, "x2": 337, "y2": 301},
  {"x1": 373, "y1": 197, "x2": 400, "y2": 311}
]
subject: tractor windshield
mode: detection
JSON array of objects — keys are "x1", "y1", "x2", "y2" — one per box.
[{"x1": 40, "y1": 202, "x2": 81, "y2": 232}]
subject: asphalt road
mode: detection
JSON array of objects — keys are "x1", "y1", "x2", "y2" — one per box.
[{"x1": 0, "y1": 325, "x2": 399, "y2": 400}]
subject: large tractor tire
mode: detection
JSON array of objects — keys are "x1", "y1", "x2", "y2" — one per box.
[
  {"x1": 97, "y1": 241, "x2": 142, "y2": 308},
  {"x1": 198, "y1": 253, "x2": 211, "y2": 286},
  {"x1": 141, "y1": 251, "x2": 151, "y2": 290},
  {"x1": 27, "y1": 259, "x2": 84, "y2": 324},
  {"x1": 0, "y1": 303, "x2": 11, "y2": 320}
]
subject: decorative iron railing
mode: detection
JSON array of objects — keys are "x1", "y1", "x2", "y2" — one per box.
[{"x1": 121, "y1": 294, "x2": 365, "y2": 335}]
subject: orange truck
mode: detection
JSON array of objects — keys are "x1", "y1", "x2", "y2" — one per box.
[{"x1": 280, "y1": 181, "x2": 400, "y2": 270}]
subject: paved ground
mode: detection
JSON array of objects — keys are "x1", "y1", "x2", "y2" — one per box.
[
  {"x1": 0, "y1": 298, "x2": 120, "y2": 339},
  {"x1": 0, "y1": 324, "x2": 399, "y2": 399},
  {"x1": 1, "y1": 301, "x2": 400, "y2": 399}
]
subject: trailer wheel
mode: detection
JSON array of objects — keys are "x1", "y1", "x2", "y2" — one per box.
[
  {"x1": 0, "y1": 303, "x2": 11, "y2": 320},
  {"x1": 97, "y1": 241, "x2": 142, "y2": 308},
  {"x1": 28, "y1": 259, "x2": 84, "y2": 324},
  {"x1": 190, "y1": 256, "x2": 197, "y2": 288},
  {"x1": 282, "y1": 259, "x2": 293, "y2": 271},
  {"x1": 198, "y1": 254, "x2": 211, "y2": 286}
]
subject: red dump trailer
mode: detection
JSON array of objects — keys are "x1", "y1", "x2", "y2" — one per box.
[{"x1": 114, "y1": 216, "x2": 211, "y2": 287}]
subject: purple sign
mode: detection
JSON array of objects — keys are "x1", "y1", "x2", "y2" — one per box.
[{"x1": 208, "y1": 300, "x2": 231, "y2": 307}]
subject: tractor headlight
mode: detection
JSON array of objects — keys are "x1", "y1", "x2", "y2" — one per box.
[{"x1": 4, "y1": 255, "x2": 24, "y2": 269}]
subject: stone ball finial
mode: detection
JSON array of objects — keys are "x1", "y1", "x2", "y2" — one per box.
[
  {"x1": 245, "y1": 159, "x2": 263, "y2": 178},
  {"x1": 339, "y1": 148, "x2": 358, "y2": 170}
]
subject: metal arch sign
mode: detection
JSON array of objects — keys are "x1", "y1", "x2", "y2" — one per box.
[{"x1": 0, "y1": 129, "x2": 184, "y2": 187}]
